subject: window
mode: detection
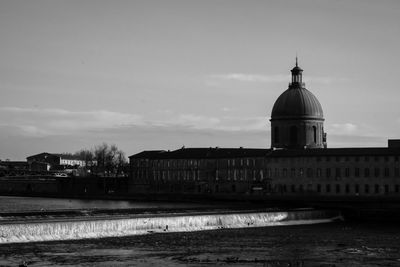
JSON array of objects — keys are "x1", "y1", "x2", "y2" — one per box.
[
  {"x1": 365, "y1": 168, "x2": 370, "y2": 177},
  {"x1": 313, "y1": 126, "x2": 317, "y2": 143},
  {"x1": 307, "y1": 168, "x2": 313, "y2": 178},
  {"x1": 307, "y1": 184, "x2": 312, "y2": 191},
  {"x1": 336, "y1": 184, "x2": 340, "y2": 194},
  {"x1": 395, "y1": 185, "x2": 400, "y2": 193},
  {"x1": 384, "y1": 168, "x2": 389, "y2": 177},
  {"x1": 317, "y1": 168, "x2": 322, "y2": 177},
  {"x1": 317, "y1": 184, "x2": 321, "y2": 193},
  {"x1": 335, "y1": 168, "x2": 341, "y2": 178},
  {"x1": 374, "y1": 168, "x2": 380, "y2": 177},
  {"x1": 375, "y1": 184, "x2": 379, "y2": 194},
  {"x1": 355, "y1": 168, "x2": 360, "y2": 177},
  {"x1": 345, "y1": 184, "x2": 350, "y2": 194},
  {"x1": 365, "y1": 184, "x2": 369, "y2": 194},
  {"x1": 282, "y1": 168, "x2": 287, "y2": 177},
  {"x1": 326, "y1": 168, "x2": 331, "y2": 178},
  {"x1": 299, "y1": 168, "x2": 304, "y2": 177},
  {"x1": 355, "y1": 184, "x2": 360, "y2": 194},
  {"x1": 291, "y1": 185, "x2": 296, "y2": 193},
  {"x1": 345, "y1": 168, "x2": 350, "y2": 177},
  {"x1": 385, "y1": 185, "x2": 389, "y2": 194},
  {"x1": 299, "y1": 184, "x2": 304, "y2": 192},
  {"x1": 290, "y1": 126, "x2": 298, "y2": 145},
  {"x1": 326, "y1": 184, "x2": 331, "y2": 193},
  {"x1": 291, "y1": 168, "x2": 296, "y2": 177},
  {"x1": 274, "y1": 127, "x2": 279, "y2": 143}
]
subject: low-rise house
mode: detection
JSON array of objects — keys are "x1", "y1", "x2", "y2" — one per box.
[{"x1": 27, "y1": 153, "x2": 93, "y2": 170}]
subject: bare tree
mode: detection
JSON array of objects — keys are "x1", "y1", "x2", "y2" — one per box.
[
  {"x1": 74, "y1": 149, "x2": 95, "y2": 169},
  {"x1": 91, "y1": 143, "x2": 126, "y2": 176}
]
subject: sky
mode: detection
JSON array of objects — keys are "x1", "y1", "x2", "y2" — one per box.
[{"x1": 1, "y1": 0, "x2": 400, "y2": 160}]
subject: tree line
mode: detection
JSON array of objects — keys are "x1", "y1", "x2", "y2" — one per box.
[{"x1": 62, "y1": 143, "x2": 127, "y2": 176}]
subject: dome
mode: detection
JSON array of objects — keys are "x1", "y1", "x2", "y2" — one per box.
[{"x1": 271, "y1": 87, "x2": 324, "y2": 120}]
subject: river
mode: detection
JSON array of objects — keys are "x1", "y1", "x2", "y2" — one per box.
[{"x1": 0, "y1": 196, "x2": 399, "y2": 266}]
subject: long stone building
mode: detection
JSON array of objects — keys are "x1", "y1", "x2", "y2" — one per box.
[{"x1": 129, "y1": 60, "x2": 400, "y2": 200}]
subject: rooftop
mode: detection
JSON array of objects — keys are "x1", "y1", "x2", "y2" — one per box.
[{"x1": 130, "y1": 146, "x2": 400, "y2": 160}]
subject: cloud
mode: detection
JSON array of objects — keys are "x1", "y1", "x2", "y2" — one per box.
[
  {"x1": 152, "y1": 113, "x2": 266, "y2": 132},
  {"x1": 326, "y1": 122, "x2": 389, "y2": 147},
  {"x1": 206, "y1": 73, "x2": 348, "y2": 86},
  {"x1": 327, "y1": 134, "x2": 387, "y2": 148},
  {"x1": 208, "y1": 73, "x2": 288, "y2": 83},
  {"x1": 329, "y1": 123, "x2": 359, "y2": 135},
  {"x1": 0, "y1": 106, "x2": 268, "y2": 138},
  {"x1": 0, "y1": 107, "x2": 144, "y2": 136}
]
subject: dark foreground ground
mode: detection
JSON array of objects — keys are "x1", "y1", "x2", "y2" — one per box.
[{"x1": 1, "y1": 221, "x2": 399, "y2": 267}]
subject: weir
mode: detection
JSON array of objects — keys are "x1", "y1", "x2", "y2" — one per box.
[{"x1": 0, "y1": 209, "x2": 341, "y2": 244}]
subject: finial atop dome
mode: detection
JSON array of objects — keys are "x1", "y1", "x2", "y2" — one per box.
[{"x1": 290, "y1": 57, "x2": 303, "y2": 87}]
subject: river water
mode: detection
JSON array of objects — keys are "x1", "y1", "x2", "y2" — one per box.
[
  {"x1": 0, "y1": 196, "x2": 214, "y2": 213},
  {"x1": 0, "y1": 196, "x2": 399, "y2": 266}
]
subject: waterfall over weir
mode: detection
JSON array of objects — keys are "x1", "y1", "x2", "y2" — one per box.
[{"x1": 0, "y1": 209, "x2": 341, "y2": 244}]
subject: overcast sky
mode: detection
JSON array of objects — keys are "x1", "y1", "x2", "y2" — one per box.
[{"x1": 1, "y1": 0, "x2": 400, "y2": 160}]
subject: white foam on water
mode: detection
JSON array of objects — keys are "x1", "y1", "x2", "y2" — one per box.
[{"x1": 0, "y1": 210, "x2": 341, "y2": 244}]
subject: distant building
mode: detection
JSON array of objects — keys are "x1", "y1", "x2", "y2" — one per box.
[
  {"x1": 129, "y1": 60, "x2": 400, "y2": 200},
  {"x1": 27, "y1": 153, "x2": 89, "y2": 170}
]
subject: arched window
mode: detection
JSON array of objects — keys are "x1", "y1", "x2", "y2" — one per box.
[
  {"x1": 274, "y1": 127, "x2": 279, "y2": 143},
  {"x1": 290, "y1": 126, "x2": 298, "y2": 145},
  {"x1": 313, "y1": 126, "x2": 317, "y2": 143}
]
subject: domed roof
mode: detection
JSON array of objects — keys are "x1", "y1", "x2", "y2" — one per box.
[{"x1": 271, "y1": 87, "x2": 324, "y2": 120}]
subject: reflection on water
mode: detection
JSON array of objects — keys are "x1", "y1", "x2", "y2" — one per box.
[
  {"x1": 0, "y1": 222, "x2": 399, "y2": 266},
  {"x1": 0, "y1": 196, "x2": 212, "y2": 212}
]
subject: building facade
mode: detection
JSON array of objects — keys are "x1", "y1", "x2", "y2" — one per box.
[
  {"x1": 27, "y1": 152, "x2": 88, "y2": 170},
  {"x1": 129, "y1": 61, "x2": 400, "y2": 200}
]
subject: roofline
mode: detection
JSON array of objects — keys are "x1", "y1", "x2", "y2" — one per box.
[
  {"x1": 270, "y1": 117, "x2": 324, "y2": 121},
  {"x1": 129, "y1": 147, "x2": 271, "y2": 160},
  {"x1": 129, "y1": 146, "x2": 400, "y2": 160}
]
